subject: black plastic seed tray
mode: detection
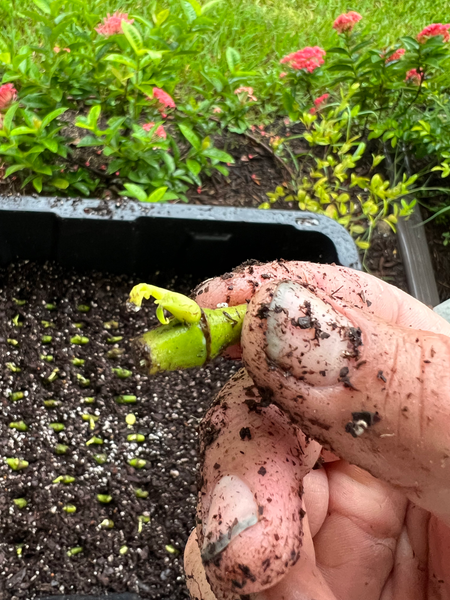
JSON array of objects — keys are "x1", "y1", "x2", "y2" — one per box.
[
  {"x1": 0, "y1": 197, "x2": 360, "y2": 277},
  {"x1": 0, "y1": 197, "x2": 359, "y2": 600}
]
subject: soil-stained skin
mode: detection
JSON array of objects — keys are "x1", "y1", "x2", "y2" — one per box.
[{"x1": 0, "y1": 261, "x2": 240, "y2": 600}]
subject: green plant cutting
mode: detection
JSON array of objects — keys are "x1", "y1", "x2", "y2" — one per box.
[{"x1": 128, "y1": 283, "x2": 247, "y2": 373}]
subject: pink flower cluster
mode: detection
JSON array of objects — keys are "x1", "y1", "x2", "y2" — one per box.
[
  {"x1": 280, "y1": 46, "x2": 326, "y2": 73},
  {"x1": 152, "y1": 87, "x2": 176, "y2": 109},
  {"x1": 417, "y1": 23, "x2": 450, "y2": 43},
  {"x1": 234, "y1": 86, "x2": 257, "y2": 102},
  {"x1": 0, "y1": 84, "x2": 17, "y2": 110},
  {"x1": 309, "y1": 93, "x2": 329, "y2": 114},
  {"x1": 54, "y1": 46, "x2": 71, "y2": 53},
  {"x1": 333, "y1": 11, "x2": 362, "y2": 34},
  {"x1": 385, "y1": 48, "x2": 405, "y2": 63},
  {"x1": 95, "y1": 12, "x2": 134, "y2": 37},
  {"x1": 405, "y1": 68, "x2": 424, "y2": 84},
  {"x1": 142, "y1": 122, "x2": 167, "y2": 139}
]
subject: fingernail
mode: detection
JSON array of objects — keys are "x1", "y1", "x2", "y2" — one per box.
[
  {"x1": 201, "y1": 475, "x2": 258, "y2": 561},
  {"x1": 266, "y1": 281, "x2": 361, "y2": 386}
]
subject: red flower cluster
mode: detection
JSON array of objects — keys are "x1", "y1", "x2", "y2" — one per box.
[
  {"x1": 0, "y1": 84, "x2": 17, "y2": 110},
  {"x1": 385, "y1": 48, "x2": 405, "y2": 63},
  {"x1": 95, "y1": 12, "x2": 134, "y2": 37},
  {"x1": 405, "y1": 68, "x2": 424, "y2": 84},
  {"x1": 234, "y1": 86, "x2": 257, "y2": 102},
  {"x1": 152, "y1": 87, "x2": 176, "y2": 109},
  {"x1": 417, "y1": 23, "x2": 450, "y2": 43},
  {"x1": 333, "y1": 11, "x2": 362, "y2": 34},
  {"x1": 142, "y1": 122, "x2": 167, "y2": 139},
  {"x1": 309, "y1": 93, "x2": 329, "y2": 114},
  {"x1": 280, "y1": 46, "x2": 326, "y2": 73}
]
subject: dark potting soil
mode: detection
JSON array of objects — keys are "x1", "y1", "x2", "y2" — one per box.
[{"x1": 0, "y1": 262, "x2": 240, "y2": 600}]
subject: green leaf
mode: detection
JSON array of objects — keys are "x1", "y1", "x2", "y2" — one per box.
[
  {"x1": 203, "y1": 147, "x2": 234, "y2": 163},
  {"x1": 77, "y1": 136, "x2": 101, "y2": 147},
  {"x1": 214, "y1": 164, "x2": 229, "y2": 176},
  {"x1": 33, "y1": 176, "x2": 43, "y2": 193},
  {"x1": 40, "y1": 107, "x2": 68, "y2": 130},
  {"x1": 10, "y1": 127, "x2": 37, "y2": 136},
  {"x1": 123, "y1": 183, "x2": 147, "y2": 202},
  {"x1": 34, "y1": 165, "x2": 53, "y2": 176},
  {"x1": 155, "y1": 8, "x2": 170, "y2": 25},
  {"x1": 186, "y1": 159, "x2": 201, "y2": 176},
  {"x1": 32, "y1": 0, "x2": 51, "y2": 14},
  {"x1": 226, "y1": 47, "x2": 240, "y2": 73},
  {"x1": 51, "y1": 178, "x2": 69, "y2": 189},
  {"x1": 181, "y1": 0, "x2": 197, "y2": 22},
  {"x1": 104, "y1": 54, "x2": 137, "y2": 70},
  {"x1": 185, "y1": 0, "x2": 202, "y2": 15},
  {"x1": 202, "y1": 0, "x2": 222, "y2": 13},
  {"x1": 326, "y1": 47, "x2": 350, "y2": 55},
  {"x1": 42, "y1": 139, "x2": 58, "y2": 153},
  {"x1": 122, "y1": 21, "x2": 143, "y2": 55},
  {"x1": 179, "y1": 123, "x2": 201, "y2": 150},
  {"x1": 145, "y1": 186, "x2": 168, "y2": 203},
  {"x1": 5, "y1": 164, "x2": 26, "y2": 177},
  {"x1": 87, "y1": 105, "x2": 101, "y2": 130},
  {"x1": 3, "y1": 102, "x2": 19, "y2": 135}
]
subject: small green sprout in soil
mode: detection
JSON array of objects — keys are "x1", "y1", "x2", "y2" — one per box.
[
  {"x1": 138, "y1": 514, "x2": 151, "y2": 533},
  {"x1": 107, "y1": 336, "x2": 123, "y2": 344},
  {"x1": 165, "y1": 544, "x2": 179, "y2": 555},
  {"x1": 6, "y1": 362, "x2": 21, "y2": 372},
  {"x1": 97, "y1": 494, "x2": 112, "y2": 504},
  {"x1": 46, "y1": 368, "x2": 59, "y2": 383},
  {"x1": 9, "y1": 421, "x2": 28, "y2": 431},
  {"x1": 12, "y1": 314, "x2": 23, "y2": 327},
  {"x1": 93, "y1": 453, "x2": 107, "y2": 465},
  {"x1": 77, "y1": 374, "x2": 91, "y2": 387},
  {"x1": 129, "y1": 458, "x2": 146, "y2": 469},
  {"x1": 77, "y1": 304, "x2": 91, "y2": 313},
  {"x1": 13, "y1": 498, "x2": 28, "y2": 508},
  {"x1": 6, "y1": 458, "x2": 29, "y2": 471},
  {"x1": 107, "y1": 348, "x2": 124, "y2": 359},
  {"x1": 73, "y1": 322, "x2": 84, "y2": 329},
  {"x1": 128, "y1": 284, "x2": 246, "y2": 373},
  {"x1": 44, "y1": 399, "x2": 60, "y2": 408},
  {"x1": 82, "y1": 413, "x2": 99, "y2": 430},
  {"x1": 71, "y1": 358, "x2": 85, "y2": 366},
  {"x1": 119, "y1": 546, "x2": 128, "y2": 555},
  {"x1": 41, "y1": 335, "x2": 52, "y2": 344},
  {"x1": 13, "y1": 299, "x2": 26, "y2": 306},
  {"x1": 41, "y1": 320, "x2": 55, "y2": 328},
  {"x1": 7, "y1": 338, "x2": 19, "y2": 346},
  {"x1": 115, "y1": 394, "x2": 137, "y2": 404},
  {"x1": 100, "y1": 519, "x2": 114, "y2": 529},
  {"x1": 67, "y1": 547, "x2": 83, "y2": 557},
  {"x1": 71, "y1": 335, "x2": 89, "y2": 345},
  {"x1": 9, "y1": 391, "x2": 24, "y2": 401},
  {"x1": 127, "y1": 433, "x2": 145, "y2": 442},
  {"x1": 63, "y1": 504, "x2": 77, "y2": 514},
  {"x1": 45, "y1": 303, "x2": 56, "y2": 310},
  {"x1": 49, "y1": 422, "x2": 65, "y2": 432},
  {"x1": 125, "y1": 413, "x2": 136, "y2": 426},
  {"x1": 104, "y1": 320, "x2": 119, "y2": 329},
  {"x1": 112, "y1": 367, "x2": 132, "y2": 378},
  {"x1": 40, "y1": 354, "x2": 54, "y2": 362},
  {"x1": 16, "y1": 545, "x2": 23, "y2": 557},
  {"x1": 55, "y1": 444, "x2": 69, "y2": 454},
  {"x1": 135, "y1": 488, "x2": 149, "y2": 499},
  {"x1": 53, "y1": 475, "x2": 76, "y2": 484},
  {"x1": 86, "y1": 436, "x2": 103, "y2": 446},
  {"x1": 83, "y1": 396, "x2": 95, "y2": 404}
]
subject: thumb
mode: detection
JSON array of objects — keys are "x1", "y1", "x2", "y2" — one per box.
[{"x1": 242, "y1": 279, "x2": 450, "y2": 524}]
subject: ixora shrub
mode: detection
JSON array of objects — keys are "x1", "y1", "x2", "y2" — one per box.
[
  {"x1": 261, "y1": 13, "x2": 450, "y2": 247},
  {"x1": 0, "y1": 0, "x2": 233, "y2": 200}
]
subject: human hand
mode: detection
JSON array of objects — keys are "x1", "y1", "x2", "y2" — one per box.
[{"x1": 183, "y1": 261, "x2": 450, "y2": 600}]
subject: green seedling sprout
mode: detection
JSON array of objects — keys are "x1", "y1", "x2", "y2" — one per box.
[
  {"x1": 53, "y1": 475, "x2": 75, "y2": 484},
  {"x1": 73, "y1": 322, "x2": 84, "y2": 329},
  {"x1": 127, "y1": 433, "x2": 145, "y2": 443},
  {"x1": 49, "y1": 422, "x2": 65, "y2": 432},
  {"x1": 126, "y1": 413, "x2": 136, "y2": 427},
  {"x1": 13, "y1": 298, "x2": 26, "y2": 306},
  {"x1": 138, "y1": 514, "x2": 150, "y2": 533},
  {"x1": 135, "y1": 488, "x2": 149, "y2": 499},
  {"x1": 6, "y1": 458, "x2": 29, "y2": 471},
  {"x1": 44, "y1": 399, "x2": 59, "y2": 408},
  {"x1": 7, "y1": 338, "x2": 18, "y2": 346},
  {"x1": 77, "y1": 304, "x2": 90, "y2": 312},
  {"x1": 13, "y1": 498, "x2": 28, "y2": 508},
  {"x1": 9, "y1": 391, "x2": 24, "y2": 401},
  {"x1": 63, "y1": 504, "x2": 77, "y2": 513},
  {"x1": 16, "y1": 544, "x2": 23, "y2": 556},
  {"x1": 9, "y1": 421, "x2": 28, "y2": 432},
  {"x1": 104, "y1": 320, "x2": 119, "y2": 329},
  {"x1": 45, "y1": 303, "x2": 56, "y2": 310},
  {"x1": 112, "y1": 367, "x2": 132, "y2": 379},
  {"x1": 40, "y1": 354, "x2": 54, "y2": 362},
  {"x1": 71, "y1": 335, "x2": 89, "y2": 345},
  {"x1": 86, "y1": 436, "x2": 103, "y2": 446},
  {"x1": 6, "y1": 362, "x2": 21, "y2": 372},
  {"x1": 97, "y1": 494, "x2": 112, "y2": 503},
  {"x1": 82, "y1": 414, "x2": 99, "y2": 430},
  {"x1": 128, "y1": 284, "x2": 247, "y2": 374},
  {"x1": 12, "y1": 314, "x2": 23, "y2": 327},
  {"x1": 77, "y1": 374, "x2": 91, "y2": 387},
  {"x1": 129, "y1": 458, "x2": 146, "y2": 469},
  {"x1": 46, "y1": 368, "x2": 59, "y2": 383},
  {"x1": 165, "y1": 544, "x2": 179, "y2": 555},
  {"x1": 100, "y1": 519, "x2": 114, "y2": 529},
  {"x1": 71, "y1": 358, "x2": 85, "y2": 366},
  {"x1": 119, "y1": 545, "x2": 128, "y2": 555},
  {"x1": 41, "y1": 320, "x2": 55, "y2": 328},
  {"x1": 107, "y1": 348, "x2": 124, "y2": 359},
  {"x1": 93, "y1": 453, "x2": 107, "y2": 465},
  {"x1": 115, "y1": 395, "x2": 137, "y2": 404},
  {"x1": 55, "y1": 444, "x2": 69, "y2": 454},
  {"x1": 107, "y1": 336, "x2": 123, "y2": 344},
  {"x1": 67, "y1": 546, "x2": 83, "y2": 556},
  {"x1": 83, "y1": 396, "x2": 95, "y2": 404},
  {"x1": 42, "y1": 335, "x2": 52, "y2": 344}
]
